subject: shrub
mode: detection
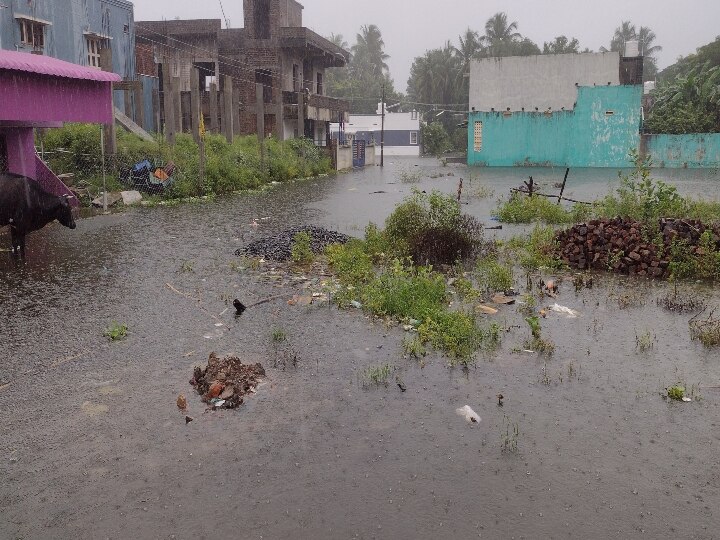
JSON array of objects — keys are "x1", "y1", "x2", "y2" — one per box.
[
  {"x1": 476, "y1": 258, "x2": 513, "y2": 292},
  {"x1": 384, "y1": 190, "x2": 484, "y2": 266},
  {"x1": 505, "y1": 225, "x2": 564, "y2": 271},
  {"x1": 291, "y1": 231, "x2": 314, "y2": 265}
]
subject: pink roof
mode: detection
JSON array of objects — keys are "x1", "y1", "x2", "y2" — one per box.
[{"x1": 0, "y1": 50, "x2": 121, "y2": 82}]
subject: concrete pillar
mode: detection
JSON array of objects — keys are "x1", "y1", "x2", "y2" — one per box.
[
  {"x1": 161, "y1": 57, "x2": 176, "y2": 144},
  {"x1": 191, "y1": 67, "x2": 201, "y2": 143},
  {"x1": 298, "y1": 91, "x2": 306, "y2": 139},
  {"x1": 209, "y1": 82, "x2": 219, "y2": 135},
  {"x1": 133, "y1": 82, "x2": 145, "y2": 130},
  {"x1": 256, "y1": 83, "x2": 265, "y2": 167},
  {"x1": 223, "y1": 75, "x2": 234, "y2": 143},
  {"x1": 173, "y1": 76, "x2": 182, "y2": 134}
]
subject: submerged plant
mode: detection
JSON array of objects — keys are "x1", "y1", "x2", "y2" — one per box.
[
  {"x1": 500, "y1": 415, "x2": 520, "y2": 453},
  {"x1": 103, "y1": 322, "x2": 128, "y2": 342}
]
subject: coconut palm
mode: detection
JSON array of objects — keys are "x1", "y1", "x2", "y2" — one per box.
[
  {"x1": 610, "y1": 21, "x2": 636, "y2": 53},
  {"x1": 352, "y1": 24, "x2": 390, "y2": 78},
  {"x1": 482, "y1": 12, "x2": 521, "y2": 57}
]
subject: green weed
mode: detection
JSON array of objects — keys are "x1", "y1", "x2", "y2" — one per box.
[
  {"x1": 271, "y1": 328, "x2": 287, "y2": 343},
  {"x1": 364, "y1": 364, "x2": 392, "y2": 387},
  {"x1": 494, "y1": 192, "x2": 590, "y2": 224},
  {"x1": 635, "y1": 330, "x2": 656, "y2": 352},
  {"x1": 291, "y1": 231, "x2": 314, "y2": 265},
  {"x1": 103, "y1": 322, "x2": 128, "y2": 342},
  {"x1": 476, "y1": 257, "x2": 513, "y2": 292},
  {"x1": 500, "y1": 415, "x2": 520, "y2": 453},
  {"x1": 402, "y1": 336, "x2": 427, "y2": 358}
]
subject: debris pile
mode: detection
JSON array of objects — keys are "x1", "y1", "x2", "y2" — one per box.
[
  {"x1": 238, "y1": 226, "x2": 351, "y2": 261},
  {"x1": 190, "y1": 353, "x2": 265, "y2": 409},
  {"x1": 556, "y1": 217, "x2": 720, "y2": 277}
]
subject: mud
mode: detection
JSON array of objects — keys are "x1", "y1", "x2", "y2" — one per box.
[
  {"x1": 1, "y1": 159, "x2": 720, "y2": 539},
  {"x1": 191, "y1": 352, "x2": 265, "y2": 409}
]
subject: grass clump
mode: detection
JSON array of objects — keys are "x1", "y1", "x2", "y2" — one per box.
[
  {"x1": 689, "y1": 311, "x2": 720, "y2": 347},
  {"x1": 500, "y1": 415, "x2": 520, "y2": 453},
  {"x1": 635, "y1": 330, "x2": 656, "y2": 351},
  {"x1": 291, "y1": 231, "x2": 314, "y2": 265},
  {"x1": 103, "y1": 322, "x2": 128, "y2": 342},
  {"x1": 495, "y1": 192, "x2": 590, "y2": 224},
  {"x1": 476, "y1": 257, "x2": 513, "y2": 292},
  {"x1": 363, "y1": 364, "x2": 392, "y2": 387},
  {"x1": 504, "y1": 225, "x2": 564, "y2": 271},
  {"x1": 402, "y1": 336, "x2": 427, "y2": 358},
  {"x1": 271, "y1": 328, "x2": 287, "y2": 343}
]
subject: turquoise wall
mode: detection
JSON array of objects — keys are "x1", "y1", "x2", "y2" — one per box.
[
  {"x1": 643, "y1": 134, "x2": 720, "y2": 168},
  {"x1": 468, "y1": 85, "x2": 643, "y2": 168}
]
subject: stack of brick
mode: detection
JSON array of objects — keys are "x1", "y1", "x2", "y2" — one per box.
[{"x1": 556, "y1": 217, "x2": 720, "y2": 278}]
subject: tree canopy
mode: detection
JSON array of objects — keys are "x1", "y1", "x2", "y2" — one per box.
[{"x1": 324, "y1": 25, "x2": 402, "y2": 114}]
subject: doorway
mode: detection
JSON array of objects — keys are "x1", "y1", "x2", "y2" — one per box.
[{"x1": 0, "y1": 135, "x2": 8, "y2": 173}]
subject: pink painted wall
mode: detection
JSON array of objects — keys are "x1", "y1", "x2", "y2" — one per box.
[
  {"x1": 0, "y1": 127, "x2": 35, "y2": 177},
  {"x1": 0, "y1": 72, "x2": 114, "y2": 124}
]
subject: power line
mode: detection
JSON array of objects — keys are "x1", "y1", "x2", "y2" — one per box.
[{"x1": 217, "y1": 0, "x2": 230, "y2": 29}]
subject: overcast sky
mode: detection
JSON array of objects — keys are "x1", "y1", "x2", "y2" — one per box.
[{"x1": 133, "y1": 0, "x2": 720, "y2": 90}]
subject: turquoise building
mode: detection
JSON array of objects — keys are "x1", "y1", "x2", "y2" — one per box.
[
  {"x1": 467, "y1": 52, "x2": 720, "y2": 169},
  {"x1": 468, "y1": 85, "x2": 643, "y2": 168}
]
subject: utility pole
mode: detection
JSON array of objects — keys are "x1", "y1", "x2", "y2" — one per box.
[{"x1": 380, "y1": 84, "x2": 385, "y2": 168}]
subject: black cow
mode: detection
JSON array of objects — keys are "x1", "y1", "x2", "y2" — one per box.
[{"x1": 0, "y1": 173, "x2": 76, "y2": 260}]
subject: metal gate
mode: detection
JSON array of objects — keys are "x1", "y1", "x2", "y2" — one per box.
[{"x1": 352, "y1": 140, "x2": 366, "y2": 168}]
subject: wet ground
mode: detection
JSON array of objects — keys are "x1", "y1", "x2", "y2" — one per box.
[{"x1": 1, "y1": 159, "x2": 720, "y2": 539}]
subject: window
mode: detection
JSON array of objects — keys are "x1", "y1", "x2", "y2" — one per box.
[
  {"x1": 316, "y1": 72, "x2": 323, "y2": 95},
  {"x1": 86, "y1": 37, "x2": 107, "y2": 68},
  {"x1": 410, "y1": 131, "x2": 418, "y2": 145},
  {"x1": 18, "y1": 19, "x2": 46, "y2": 49},
  {"x1": 411, "y1": 110, "x2": 418, "y2": 120},
  {"x1": 473, "y1": 121, "x2": 483, "y2": 152}
]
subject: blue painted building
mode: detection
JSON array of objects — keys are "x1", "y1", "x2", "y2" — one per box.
[
  {"x1": 467, "y1": 52, "x2": 646, "y2": 168},
  {"x1": 468, "y1": 85, "x2": 643, "y2": 167},
  {"x1": 0, "y1": 0, "x2": 135, "y2": 108}
]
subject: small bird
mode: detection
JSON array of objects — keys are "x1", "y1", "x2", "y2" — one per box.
[
  {"x1": 233, "y1": 299, "x2": 246, "y2": 315},
  {"x1": 497, "y1": 393, "x2": 504, "y2": 406}
]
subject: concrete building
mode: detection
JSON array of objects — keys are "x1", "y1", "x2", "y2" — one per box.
[
  {"x1": 0, "y1": 0, "x2": 135, "y2": 82},
  {"x1": 467, "y1": 51, "x2": 645, "y2": 168},
  {"x1": 136, "y1": 0, "x2": 350, "y2": 142},
  {"x1": 330, "y1": 104, "x2": 422, "y2": 159}
]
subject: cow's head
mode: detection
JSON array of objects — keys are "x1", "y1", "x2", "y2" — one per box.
[{"x1": 57, "y1": 195, "x2": 77, "y2": 229}]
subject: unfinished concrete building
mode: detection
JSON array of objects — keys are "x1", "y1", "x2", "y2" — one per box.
[{"x1": 135, "y1": 0, "x2": 350, "y2": 144}]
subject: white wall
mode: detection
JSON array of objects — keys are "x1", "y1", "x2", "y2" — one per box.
[{"x1": 469, "y1": 52, "x2": 621, "y2": 112}]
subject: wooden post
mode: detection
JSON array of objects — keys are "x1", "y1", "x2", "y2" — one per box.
[
  {"x1": 133, "y1": 82, "x2": 145, "y2": 130},
  {"x1": 274, "y1": 59, "x2": 284, "y2": 140},
  {"x1": 209, "y1": 82, "x2": 219, "y2": 135},
  {"x1": 99, "y1": 48, "x2": 117, "y2": 156},
  {"x1": 557, "y1": 168, "x2": 570, "y2": 204},
  {"x1": 256, "y1": 83, "x2": 265, "y2": 170},
  {"x1": 161, "y1": 57, "x2": 176, "y2": 144},
  {"x1": 190, "y1": 67, "x2": 200, "y2": 144},
  {"x1": 223, "y1": 75, "x2": 234, "y2": 143},
  {"x1": 173, "y1": 76, "x2": 182, "y2": 134},
  {"x1": 523, "y1": 176, "x2": 535, "y2": 197}
]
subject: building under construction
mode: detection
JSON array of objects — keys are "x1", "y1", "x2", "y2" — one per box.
[{"x1": 136, "y1": 0, "x2": 350, "y2": 145}]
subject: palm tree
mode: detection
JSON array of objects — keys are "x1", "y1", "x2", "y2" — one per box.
[
  {"x1": 638, "y1": 26, "x2": 662, "y2": 81},
  {"x1": 483, "y1": 12, "x2": 521, "y2": 57},
  {"x1": 543, "y1": 36, "x2": 580, "y2": 55},
  {"x1": 328, "y1": 33, "x2": 349, "y2": 51},
  {"x1": 610, "y1": 21, "x2": 636, "y2": 53},
  {"x1": 352, "y1": 24, "x2": 390, "y2": 78}
]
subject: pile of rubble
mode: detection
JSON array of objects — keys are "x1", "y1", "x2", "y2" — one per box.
[
  {"x1": 238, "y1": 225, "x2": 350, "y2": 261},
  {"x1": 190, "y1": 353, "x2": 265, "y2": 409},
  {"x1": 556, "y1": 217, "x2": 720, "y2": 277}
]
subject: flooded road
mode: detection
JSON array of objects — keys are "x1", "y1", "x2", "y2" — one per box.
[{"x1": 1, "y1": 159, "x2": 720, "y2": 539}]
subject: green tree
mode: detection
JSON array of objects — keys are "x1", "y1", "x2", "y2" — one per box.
[
  {"x1": 353, "y1": 24, "x2": 390, "y2": 78},
  {"x1": 482, "y1": 12, "x2": 521, "y2": 57},
  {"x1": 421, "y1": 122, "x2": 451, "y2": 156},
  {"x1": 325, "y1": 25, "x2": 402, "y2": 114},
  {"x1": 609, "y1": 21, "x2": 661, "y2": 81},
  {"x1": 543, "y1": 36, "x2": 580, "y2": 54},
  {"x1": 645, "y1": 64, "x2": 720, "y2": 133}
]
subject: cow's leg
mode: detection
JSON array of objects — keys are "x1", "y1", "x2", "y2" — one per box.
[{"x1": 9, "y1": 229, "x2": 24, "y2": 262}]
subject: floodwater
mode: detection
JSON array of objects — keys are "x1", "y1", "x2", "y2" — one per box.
[{"x1": 1, "y1": 158, "x2": 720, "y2": 539}]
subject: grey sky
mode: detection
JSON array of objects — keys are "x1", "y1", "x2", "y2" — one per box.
[{"x1": 133, "y1": 0, "x2": 720, "y2": 90}]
